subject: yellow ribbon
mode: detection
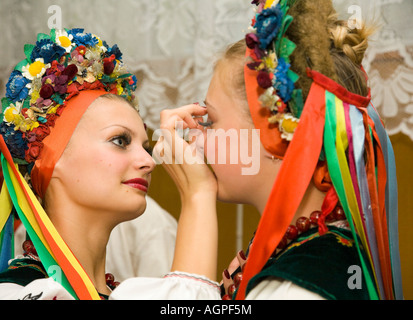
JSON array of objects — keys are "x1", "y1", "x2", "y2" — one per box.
[
  {"x1": 335, "y1": 97, "x2": 377, "y2": 281},
  {"x1": 4, "y1": 161, "x2": 100, "y2": 300}
]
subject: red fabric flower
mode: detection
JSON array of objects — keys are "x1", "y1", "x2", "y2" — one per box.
[
  {"x1": 246, "y1": 33, "x2": 259, "y2": 49},
  {"x1": 46, "y1": 113, "x2": 59, "y2": 127},
  {"x1": 257, "y1": 70, "x2": 273, "y2": 89},
  {"x1": 62, "y1": 64, "x2": 78, "y2": 81},
  {"x1": 103, "y1": 54, "x2": 116, "y2": 75},
  {"x1": 40, "y1": 84, "x2": 55, "y2": 99},
  {"x1": 76, "y1": 45, "x2": 87, "y2": 56},
  {"x1": 25, "y1": 141, "x2": 44, "y2": 163},
  {"x1": 25, "y1": 125, "x2": 50, "y2": 143},
  {"x1": 31, "y1": 125, "x2": 51, "y2": 141}
]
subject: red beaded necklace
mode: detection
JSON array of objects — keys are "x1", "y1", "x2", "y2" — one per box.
[
  {"x1": 22, "y1": 239, "x2": 120, "y2": 297},
  {"x1": 222, "y1": 205, "x2": 347, "y2": 300}
]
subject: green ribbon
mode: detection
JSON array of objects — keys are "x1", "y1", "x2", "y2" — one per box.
[
  {"x1": 0, "y1": 154, "x2": 78, "y2": 299},
  {"x1": 324, "y1": 92, "x2": 379, "y2": 300}
]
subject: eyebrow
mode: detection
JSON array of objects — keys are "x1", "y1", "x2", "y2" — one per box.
[
  {"x1": 102, "y1": 124, "x2": 134, "y2": 133},
  {"x1": 102, "y1": 124, "x2": 149, "y2": 145}
]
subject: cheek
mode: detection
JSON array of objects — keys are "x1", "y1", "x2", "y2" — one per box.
[
  {"x1": 204, "y1": 127, "x2": 243, "y2": 167},
  {"x1": 90, "y1": 150, "x2": 130, "y2": 181},
  {"x1": 60, "y1": 147, "x2": 127, "y2": 190},
  {"x1": 205, "y1": 129, "x2": 243, "y2": 182}
]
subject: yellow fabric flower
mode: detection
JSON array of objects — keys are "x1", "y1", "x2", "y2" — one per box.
[
  {"x1": 55, "y1": 30, "x2": 74, "y2": 53},
  {"x1": 15, "y1": 118, "x2": 39, "y2": 133},
  {"x1": 265, "y1": 0, "x2": 279, "y2": 9},
  {"x1": 281, "y1": 117, "x2": 299, "y2": 134},
  {"x1": 116, "y1": 83, "x2": 124, "y2": 95},
  {"x1": 263, "y1": 52, "x2": 277, "y2": 71},
  {"x1": 47, "y1": 105, "x2": 60, "y2": 114},
  {"x1": 22, "y1": 59, "x2": 49, "y2": 81},
  {"x1": 29, "y1": 62, "x2": 45, "y2": 77},
  {"x1": 279, "y1": 114, "x2": 299, "y2": 141},
  {"x1": 4, "y1": 107, "x2": 19, "y2": 123},
  {"x1": 30, "y1": 90, "x2": 40, "y2": 105}
]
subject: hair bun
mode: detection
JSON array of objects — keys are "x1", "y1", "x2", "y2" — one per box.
[{"x1": 329, "y1": 20, "x2": 373, "y2": 66}]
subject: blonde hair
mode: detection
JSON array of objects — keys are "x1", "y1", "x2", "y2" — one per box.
[
  {"x1": 216, "y1": 0, "x2": 375, "y2": 102},
  {"x1": 214, "y1": 40, "x2": 247, "y2": 101},
  {"x1": 328, "y1": 18, "x2": 376, "y2": 96}
]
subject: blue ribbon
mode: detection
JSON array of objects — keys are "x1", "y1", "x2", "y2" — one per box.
[
  {"x1": 0, "y1": 214, "x2": 14, "y2": 272},
  {"x1": 367, "y1": 104, "x2": 403, "y2": 300},
  {"x1": 349, "y1": 105, "x2": 385, "y2": 299}
]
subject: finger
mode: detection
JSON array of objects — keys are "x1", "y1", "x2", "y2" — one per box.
[
  {"x1": 236, "y1": 250, "x2": 247, "y2": 271},
  {"x1": 227, "y1": 256, "x2": 241, "y2": 274},
  {"x1": 178, "y1": 104, "x2": 208, "y2": 117},
  {"x1": 161, "y1": 114, "x2": 192, "y2": 130},
  {"x1": 160, "y1": 104, "x2": 207, "y2": 121},
  {"x1": 222, "y1": 269, "x2": 233, "y2": 295},
  {"x1": 161, "y1": 105, "x2": 207, "y2": 129}
]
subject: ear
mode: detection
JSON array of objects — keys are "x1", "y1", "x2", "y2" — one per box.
[{"x1": 313, "y1": 160, "x2": 332, "y2": 192}]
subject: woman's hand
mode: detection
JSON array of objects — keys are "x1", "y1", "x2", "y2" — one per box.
[
  {"x1": 154, "y1": 104, "x2": 218, "y2": 280},
  {"x1": 222, "y1": 251, "x2": 247, "y2": 300},
  {"x1": 154, "y1": 104, "x2": 217, "y2": 200}
]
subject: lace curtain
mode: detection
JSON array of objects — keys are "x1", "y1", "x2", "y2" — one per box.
[
  {"x1": 0, "y1": 0, "x2": 252, "y2": 131},
  {"x1": 334, "y1": 0, "x2": 413, "y2": 140},
  {"x1": 1, "y1": 0, "x2": 412, "y2": 139}
]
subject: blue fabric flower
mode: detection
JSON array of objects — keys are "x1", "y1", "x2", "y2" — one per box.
[
  {"x1": 30, "y1": 38, "x2": 66, "y2": 64},
  {"x1": 0, "y1": 122, "x2": 27, "y2": 159},
  {"x1": 255, "y1": 5, "x2": 283, "y2": 50},
  {"x1": 105, "y1": 43, "x2": 123, "y2": 61},
  {"x1": 130, "y1": 75, "x2": 138, "y2": 90},
  {"x1": 274, "y1": 58, "x2": 295, "y2": 102},
  {"x1": 5, "y1": 71, "x2": 30, "y2": 103},
  {"x1": 68, "y1": 28, "x2": 99, "y2": 47}
]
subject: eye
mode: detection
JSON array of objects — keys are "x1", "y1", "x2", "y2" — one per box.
[
  {"x1": 198, "y1": 115, "x2": 213, "y2": 128},
  {"x1": 110, "y1": 133, "x2": 131, "y2": 149},
  {"x1": 198, "y1": 121, "x2": 213, "y2": 128}
]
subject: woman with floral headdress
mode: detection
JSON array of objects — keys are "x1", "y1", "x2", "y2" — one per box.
[
  {"x1": 0, "y1": 28, "x2": 221, "y2": 300},
  {"x1": 157, "y1": 0, "x2": 403, "y2": 300}
]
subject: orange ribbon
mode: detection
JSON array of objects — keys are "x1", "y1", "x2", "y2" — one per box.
[{"x1": 31, "y1": 90, "x2": 107, "y2": 198}]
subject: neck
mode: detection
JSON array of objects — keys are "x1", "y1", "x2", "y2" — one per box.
[
  {"x1": 252, "y1": 158, "x2": 326, "y2": 223},
  {"x1": 45, "y1": 202, "x2": 114, "y2": 296},
  {"x1": 292, "y1": 181, "x2": 326, "y2": 222}
]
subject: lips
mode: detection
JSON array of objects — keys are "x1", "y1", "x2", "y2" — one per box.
[{"x1": 122, "y1": 178, "x2": 149, "y2": 193}]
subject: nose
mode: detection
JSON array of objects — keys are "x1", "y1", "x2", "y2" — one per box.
[{"x1": 133, "y1": 146, "x2": 156, "y2": 175}]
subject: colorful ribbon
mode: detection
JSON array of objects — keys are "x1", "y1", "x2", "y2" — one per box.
[
  {"x1": 239, "y1": 67, "x2": 402, "y2": 300},
  {"x1": 1, "y1": 132, "x2": 100, "y2": 300}
]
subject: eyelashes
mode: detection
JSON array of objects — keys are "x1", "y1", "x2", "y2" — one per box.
[
  {"x1": 109, "y1": 131, "x2": 153, "y2": 156},
  {"x1": 198, "y1": 121, "x2": 213, "y2": 128},
  {"x1": 110, "y1": 132, "x2": 132, "y2": 149},
  {"x1": 198, "y1": 115, "x2": 213, "y2": 128}
]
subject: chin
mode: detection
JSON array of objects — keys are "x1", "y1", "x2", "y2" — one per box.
[{"x1": 116, "y1": 199, "x2": 147, "y2": 223}]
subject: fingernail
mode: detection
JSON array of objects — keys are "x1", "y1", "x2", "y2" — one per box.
[
  {"x1": 239, "y1": 250, "x2": 247, "y2": 260},
  {"x1": 223, "y1": 269, "x2": 230, "y2": 279}
]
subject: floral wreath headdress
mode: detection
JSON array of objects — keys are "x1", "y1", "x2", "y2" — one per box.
[
  {"x1": 237, "y1": 0, "x2": 403, "y2": 300},
  {"x1": 2, "y1": 28, "x2": 137, "y2": 168},
  {"x1": 246, "y1": 0, "x2": 302, "y2": 142},
  {"x1": 0, "y1": 28, "x2": 138, "y2": 300}
]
